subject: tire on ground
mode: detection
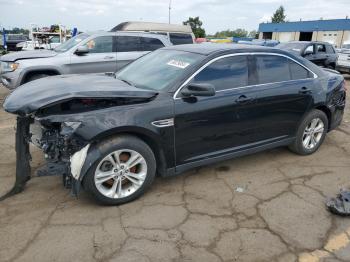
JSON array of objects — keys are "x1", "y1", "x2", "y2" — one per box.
[
  {"x1": 83, "y1": 135, "x2": 156, "y2": 205},
  {"x1": 289, "y1": 109, "x2": 328, "y2": 155}
]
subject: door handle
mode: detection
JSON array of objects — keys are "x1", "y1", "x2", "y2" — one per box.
[
  {"x1": 104, "y1": 56, "x2": 114, "y2": 59},
  {"x1": 235, "y1": 95, "x2": 252, "y2": 104},
  {"x1": 299, "y1": 87, "x2": 312, "y2": 94}
]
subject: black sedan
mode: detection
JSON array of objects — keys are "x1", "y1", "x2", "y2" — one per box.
[{"x1": 3, "y1": 44, "x2": 346, "y2": 205}]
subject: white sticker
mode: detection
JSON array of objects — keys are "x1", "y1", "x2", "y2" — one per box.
[
  {"x1": 167, "y1": 59, "x2": 190, "y2": 69},
  {"x1": 292, "y1": 48, "x2": 301, "y2": 52}
]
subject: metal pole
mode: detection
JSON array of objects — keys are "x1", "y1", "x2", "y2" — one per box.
[{"x1": 168, "y1": 0, "x2": 172, "y2": 24}]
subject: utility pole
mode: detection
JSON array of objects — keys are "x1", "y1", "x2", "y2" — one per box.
[{"x1": 168, "y1": 0, "x2": 172, "y2": 24}]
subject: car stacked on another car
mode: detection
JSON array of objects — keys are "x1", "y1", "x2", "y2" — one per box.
[
  {"x1": 0, "y1": 31, "x2": 172, "y2": 89},
  {"x1": 3, "y1": 44, "x2": 346, "y2": 205},
  {"x1": 277, "y1": 41, "x2": 338, "y2": 69}
]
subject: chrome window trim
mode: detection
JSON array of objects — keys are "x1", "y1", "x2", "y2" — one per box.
[{"x1": 173, "y1": 52, "x2": 318, "y2": 99}]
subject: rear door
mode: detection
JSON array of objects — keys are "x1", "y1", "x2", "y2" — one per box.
[
  {"x1": 116, "y1": 36, "x2": 165, "y2": 71},
  {"x1": 69, "y1": 35, "x2": 116, "y2": 74},
  {"x1": 242, "y1": 54, "x2": 316, "y2": 141},
  {"x1": 314, "y1": 43, "x2": 328, "y2": 66}
]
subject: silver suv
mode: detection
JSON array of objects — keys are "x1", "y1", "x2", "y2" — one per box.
[{"x1": 0, "y1": 31, "x2": 172, "y2": 89}]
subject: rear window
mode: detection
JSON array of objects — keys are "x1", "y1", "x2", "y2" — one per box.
[
  {"x1": 169, "y1": 33, "x2": 193, "y2": 45},
  {"x1": 140, "y1": 37, "x2": 164, "y2": 51},
  {"x1": 116, "y1": 36, "x2": 140, "y2": 52},
  {"x1": 255, "y1": 55, "x2": 291, "y2": 84}
]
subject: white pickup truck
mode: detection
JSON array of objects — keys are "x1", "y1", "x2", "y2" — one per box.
[{"x1": 336, "y1": 43, "x2": 350, "y2": 74}]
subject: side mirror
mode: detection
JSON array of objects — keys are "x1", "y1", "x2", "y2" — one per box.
[
  {"x1": 181, "y1": 83, "x2": 216, "y2": 97},
  {"x1": 75, "y1": 46, "x2": 89, "y2": 55}
]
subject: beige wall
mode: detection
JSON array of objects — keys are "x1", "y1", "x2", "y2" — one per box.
[{"x1": 259, "y1": 30, "x2": 350, "y2": 47}]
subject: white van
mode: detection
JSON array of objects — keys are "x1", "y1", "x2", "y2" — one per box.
[{"x1": 111, "y1": 21, "x2": 195, "y2": 45}]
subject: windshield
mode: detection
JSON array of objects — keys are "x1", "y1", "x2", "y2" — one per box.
[
  {"x1": 116, "y1": 49, "x2": 205, "y2": 91},
  {"x1": 54, "y1": 33, "x2": 90, "y2": 52},
  {"x1": 277, "y1": 42, "x2": 306, "y2": 52}
]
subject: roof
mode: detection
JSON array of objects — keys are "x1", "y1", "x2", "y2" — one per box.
[
  {"x1": 111, "y1": 21, "x2": 193, "y2": 33},
  {"x1": 259, "y1": 18, "x2": 350, "y2": 32},
  {"x1": 163, "y1": 43, "x2": 281, "y2": 55}
]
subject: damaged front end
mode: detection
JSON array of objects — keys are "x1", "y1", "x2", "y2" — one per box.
[
  {"x1": 1, "y1": 115, "x2": 91, "y2": 200},
  {"x1": 1, "y1": 74, "x2": 158, "y2": 200}
]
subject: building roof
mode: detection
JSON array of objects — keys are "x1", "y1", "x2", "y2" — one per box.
[{"x1": 259, "y1": 18, "x2": 350, "y2": 32}]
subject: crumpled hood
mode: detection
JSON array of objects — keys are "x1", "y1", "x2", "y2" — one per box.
[
  {"x1": 3, "y1": 74, "x2": 158, "y2": 115},
  {"x1": 0, "y1": 50, "x2": 57, "y2": 62}
]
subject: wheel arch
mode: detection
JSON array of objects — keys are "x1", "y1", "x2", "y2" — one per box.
[
  {"x1": 314, "y1": 105, "x2": 332, "y2": 131},
  {"x1": 21, "y1": 68, "x2": 61, "y2": 84},
  {"x1": 79, "y1": 127, "x2": 168, "y2": 183}
]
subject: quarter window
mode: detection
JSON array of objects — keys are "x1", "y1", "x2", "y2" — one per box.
[
  {"x1": 169, "y1": 33, "x2": 193, "y2": 45},
  {"x1": 192, "y1": 56, "x2": 249, "y2": 91},
  {"x1": 255, "y1": 55, "x2": 291, "y2": 84},
  {"x1": 289, "y1": 60, "x2": 312, "y2": 80},
  {"x1": 82, "y1": 36, "x2": 113, "y2": 53}
]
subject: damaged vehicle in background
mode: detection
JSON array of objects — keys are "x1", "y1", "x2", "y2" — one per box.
[
  {"x1": 3, "y1": 44, "x2": 346, "y2": 205},
  {"x1": 336, "y1": 43, "x2": 350, "y2": 74}
]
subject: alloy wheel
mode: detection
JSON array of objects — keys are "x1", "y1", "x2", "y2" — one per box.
[
  {"x1": 94, "y1": 149, "x2": 147, "y2": 199},
  {"x1": 302, "y1": 118, "x2": 325, "y2": 150}
]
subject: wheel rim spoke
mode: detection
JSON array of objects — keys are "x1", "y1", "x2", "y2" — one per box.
[
  {"x1": 94, "y1": 149, "x2": 148, "y2": 199},
  {"x1": 126, "y1": 152, "x2": 143, "y2": 169}
]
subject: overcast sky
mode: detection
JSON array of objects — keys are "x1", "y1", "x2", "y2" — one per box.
[{"x1": 0, "y1": 0, "x2": 349, "y2": 34}]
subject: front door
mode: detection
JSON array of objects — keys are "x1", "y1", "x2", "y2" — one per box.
[
  {"x1": 174, "y1": 55, "x2": 251, "y2": 165},
  {"x1": 69, "y1": 36, "x2": 116, "y2": 74}
]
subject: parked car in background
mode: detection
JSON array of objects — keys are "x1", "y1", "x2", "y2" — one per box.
[
  {"x1": 0, "y1": 31, "x2": 171, "y2": 89},
  {"x1": 278, "y1": 41, "x2": 337, "y2": 69},
  {"x1": 336, "y1": 43, "x2": 350, "y2": 74},
  {"x1": 111, "y1": 21, "x2": 195, "y2": 45},
  {"x1": 3, "y1": 44, "x2": 346, "y2": 205},
  {"x1": 4, "y1": 34, "x2": 29, "y2": 51},
  {"x1": 16, "y1": 35, "x2": 62, "y2": 51},
  {"x1": 238, "y1": 39, "x2": 280, "y2": 47}
]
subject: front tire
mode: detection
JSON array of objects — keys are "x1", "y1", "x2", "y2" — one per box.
[
  {"x1": 289, "y1": 110, "x2": 328, "y2": 155},
  {"x1": 83, "y1": 135, "x2": 156, "y2": 205}
]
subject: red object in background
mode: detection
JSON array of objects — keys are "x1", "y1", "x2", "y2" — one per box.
[{"x1": 195, "y1": 38, "x2": 207, "y2": 43}]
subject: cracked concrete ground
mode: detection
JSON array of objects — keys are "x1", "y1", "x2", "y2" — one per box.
[{"x1": 0, "y1": 78, "x2": 349, "y2": 262}]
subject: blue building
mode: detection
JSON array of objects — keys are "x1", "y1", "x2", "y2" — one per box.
[{"x1": 258, "y1": 18, "x2": 350, "y2": 47}]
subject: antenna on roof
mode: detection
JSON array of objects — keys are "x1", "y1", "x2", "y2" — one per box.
[{"x1": 168, "y1": 0, "x2": 172, "y2": 24}]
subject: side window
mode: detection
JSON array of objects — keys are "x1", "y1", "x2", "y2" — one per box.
[
  {"x1": 305, "y1": 45, "x2": 314, "y2": 54},
  {"x1": 82, "y1": 36, "x2": 113, "y2": 53},
  {"x1": 116, "y1": 36, "x2": 141, "y2": 52},
  {"x1": 255, "y1": 55, "x2": 291, "y2": 84},
  {"x1": 140, "y1": 37, "x2": 164, "y2": 51},
  {"x1": 169, "y1": 33, "x2": 193, "y2": 45},
  {"x1": 289, "y1": 60, "x2": 312, "y2": 80},
  {"x1": 192, "y1": 56, "x2": 248, "y2": 91},
  {"x1": 316, "y1": 44, "x2": 326, "y2": 53},
  {"x1": 326, "y1": 44, "x2": 335, "y2": 54}
]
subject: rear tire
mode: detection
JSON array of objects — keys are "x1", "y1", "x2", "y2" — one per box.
[
  {"x1": 289, "y1": 109, "x2": 328, "y2": 155},
  {"x1": 83, "y1": 135, "x2": 156, "y2": 205}
]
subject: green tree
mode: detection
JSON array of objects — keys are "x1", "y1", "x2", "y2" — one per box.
[
  {"x1": 248, "y1": 30, "x2": 257, "y2": 38},
  {"x1": 271, "y1": 6, "x2": 286, "y2": 23},
  {"x1": 213, "y1": 29, "x2": 248, "y2": 38},
  {"x1": 183, "y1": 17, "x2": 206, "y2": 38}
]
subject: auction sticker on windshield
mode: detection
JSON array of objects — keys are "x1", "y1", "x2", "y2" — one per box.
[{"x1": 167, "y1": 59, "x2": 190, "y2": 69}]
